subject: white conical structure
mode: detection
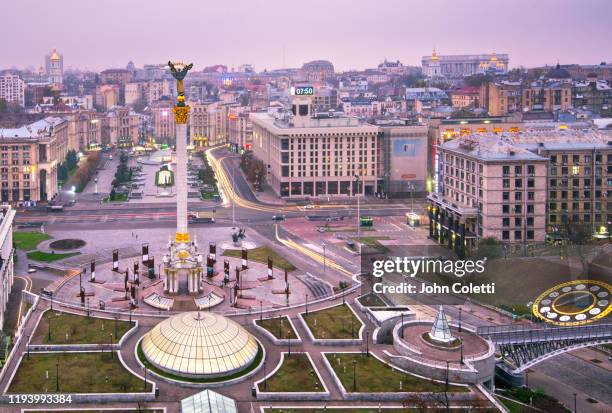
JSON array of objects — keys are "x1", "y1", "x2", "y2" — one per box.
[{"x1": 428, "y1": 305, "x2": 454, "y2": 343}]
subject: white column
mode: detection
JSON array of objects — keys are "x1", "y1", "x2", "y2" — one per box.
[{"x1": 176, "y1": 122, "x2": 188, "y2": 237}]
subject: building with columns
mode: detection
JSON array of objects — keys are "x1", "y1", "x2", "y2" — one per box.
[
  {"x1": 422, "y1": 50, "x2": 509, "y2": 79},
  {"x1": 0, "y1": 117, "x2": 69, "y2": 203},
  {"x1": 0, "y1": 204, "x2": 15, "y2": 331}
]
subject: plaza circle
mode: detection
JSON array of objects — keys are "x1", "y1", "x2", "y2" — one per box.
[
  {"x1": 532, "y1": 280, "x2": 612, "y2": 325},
  {"x1": 141, "y1": 311, "x2": 259, "y2": 378}
]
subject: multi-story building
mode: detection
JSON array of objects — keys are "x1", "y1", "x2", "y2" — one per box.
[
  {"x1": 0, "y1": 117, "x2": 69, "y2": 203},
  {"x1": 150, "y1": 98, "x2": 175, "y2": 143},
  {"x1": 45, "y1": 49, "x2": 63, "y2": 86},
  {"x1": 103, "y1": 106, "x2": 140, "y2": 147},
  {"x1": 251, "y1": 94, "x2": 379, "y2": 198},
  {"x1": 95, "y1": 84, "x2": 120, "y2": 111},
  {"x1": 481, "y1": 80, "x2": 572, "y2": 116},
  {"x1": 572, "y1": 75, "x2": 612, "y2": 115},
  {"x1": 376, "y1": 120, "x2": 429, "y2": 195},
  {"x1": 0, "y1": 204, "x2": 15, "y2": 331},
  {"x1": 428, "y1": 136, "x2": 548, "y2": 256},
  {"x1": 300, "y1": 60, "x2": 335, "y2": 83},
  {"x1": 0, "y1": 74, "x2": 25, "y2": 107},
  {"x1": 422, "y1": 50, "x2": 509, "y2": 78},
  {"x1": 67, "y1": 110, "x2": 102, "y2": 151},
  {"x1": 428, "y1": 130, "x2": 612, "y2": 254},
  {"x1": 228, "y1": 106, "x2": 253, "y2": 150},
  {"x1": 99, "y1": 69, "x2": 130, "y2": 85},
  {"x1": 450, "y1": 87, "x2": 480, "y2": 108}
]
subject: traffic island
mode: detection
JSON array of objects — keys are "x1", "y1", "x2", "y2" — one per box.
[
  {"x1": 255, "y1": 352, "x2": 329, "y2": 400},
  {"x1": 299, "y1": 303, "x2": 364, "y2": 345},
  {"x1": 31, "y1": 310, "x2": 136, "y2": 348},
  {"x1": 322, "y1": 352, "x2": 469, "y2": 401}
]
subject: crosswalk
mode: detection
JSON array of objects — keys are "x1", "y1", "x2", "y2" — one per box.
[{"x1": 15, "y1": 211, "x2": 176, "y2": 224}]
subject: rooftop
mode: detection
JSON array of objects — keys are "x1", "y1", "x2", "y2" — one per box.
[{"x1": 0, "y1": 117, "x2": 66, "y2": 140}]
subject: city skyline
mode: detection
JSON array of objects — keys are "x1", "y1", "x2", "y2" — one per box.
[{"x1": 2, "y1": 0, "x2": 612, "y2": 72}]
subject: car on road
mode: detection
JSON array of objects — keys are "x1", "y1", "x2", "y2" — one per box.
[{"x1": 272, "y1": 215, "x2": 285, "y2": 222}]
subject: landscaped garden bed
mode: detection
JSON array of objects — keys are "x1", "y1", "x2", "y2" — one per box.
[
  {"x1": 32, "y1": 311, "x2": 135, "y2": 345},
  {"x1": 13, "y1": 231, "x2": 51, "y2": 251},
  {"x1": 258, "y1": 353, "x2": 324, "y2": 393},
  {"x1": 302, "y1": 304, "x2": 363, "y2": 340},
  {"x1": 325, "y1": 353, "x2": 467, "y2": 393},
  {"x1": 223, "y1": 246, "x2": 296, "y2": 271},
  {"x1": 8, "y1": 352, "x2": 151, "y2": 393},
  {"x1": 26, "y1": 251, "x2": 80, "y2": 262},
  {"x1": 255, "y1": 316, "x2": 298, "y2": 340}
]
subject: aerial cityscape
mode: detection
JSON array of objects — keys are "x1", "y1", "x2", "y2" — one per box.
[{"x1": 0, "y1": 1, "x2": 610, "y2": 413}]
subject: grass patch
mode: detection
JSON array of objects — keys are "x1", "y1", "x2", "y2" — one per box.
[
  {"x1": 137, "y1": 341, "x2": 263, "y2": 383},
  {"x1": 256, "y1": 316, "x2": 297, "y2": 339},
  {"x1": 26, "y1": 251, "x2": 80, "y2": 262},
  {"x1": 326, "y1": 353, "x2": 467, "y2": 393},
  {"x1": 223, "y1": 246, "x2": 296, "y2": 272},
  {"x1": 302, "y1": 304, "x2": 362, "y2": 340},
  {"x1": 8, "y1": 352, "x2": 151, "y2": 394},
  {"x1": 358, "y1": 293, "x2": 387, "y2": 307},
  {"x1": 33, "y1": 311, "x2": 134, "y2": 345},
  {"x1": 355, "y1": 236, "x2": 390, "y2": 252},
  {"x1": 13, "y1": 231, "x2": 51, "y2": 251},
  {"x1": 496, "y1": 396, "x2": 540, "y2": 413},
  {"x1": 260, "y1": 353, "x2": 323, "y2": 392}
]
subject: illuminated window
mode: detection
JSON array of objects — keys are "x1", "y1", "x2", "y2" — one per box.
[{"x1": 571, "y1": 165, "x2": 580, "y2": 175}]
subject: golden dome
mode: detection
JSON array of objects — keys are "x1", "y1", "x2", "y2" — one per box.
[
  {"x1": 142, "y1": 312, "x2": 258, "y2": 378},
  {"x1": 50, "y1": 49, "x2": 61, "y2": 61},
  {"x1": 431, "y1": 48, "x2": 439, "y2": 61}
]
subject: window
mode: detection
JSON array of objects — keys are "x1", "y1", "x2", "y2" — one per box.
[
  {"x1": 515, "y1": 192, "x2": 522, "y2": 201},
  {"x1": 503, "y1": 179, "x2": 510, "y2": 188},
  {"x1": 503, "y1": 165, "x2": 510, "y2": 176},
  {"x1": 502, "y1": 231, "x2": 510, "y2": 240},
  {"x1": 527, "y1": 217, "x2": 534, "y2": 226},
  {"x1": 515, "y1": 205, "x2": 522, "y2": 213},
  {"x1": 528, "y1": 192, "x2": 534, "y2": 200},
  {"x1": 515, "y1": 165, "x2": 522, "y2": 175},
  {"x1": 527, "y1": 179, "x2": 534, "y2": 188},
  {"x1": 502, "y1": 218, "x2": 510, "y2": 227},
  {"x1": 515, "y1": 179, "x2": 522, "y2": 188},
  {"x1": 527, "y1": 165, "x2": 535, "y2": 175},
  {"x1": 503, "y1": 205, "x2": 510, "y2": 214},
  {"x1": 527, "y1": 230, "x2": 534, "y2": 240},
  {"x1": 550, "y1": 179, "x2": 557, "y2": 187},
  {"x1": 502, "y1": 192, "x2": 509, "y2": 201},
  {"x1": 515, "y1": 217, "x2": 522, "y2": 226},
  {"x1": 514, "y1": 230, "x2": 522, "y2": 240}
]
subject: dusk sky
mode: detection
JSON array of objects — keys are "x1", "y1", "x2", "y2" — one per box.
[{"x1": 3, "y1": 0, "x2": 611, "y2": 72}]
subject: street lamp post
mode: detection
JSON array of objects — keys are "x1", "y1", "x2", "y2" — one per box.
[
  {"x1": 322, "y1": 242, "x2": 326, "y2": 274},
  {"x1": 352, "y1": 359, "x2": 357, "y2": 391},
  {"x1": 143, "y1": 366, "x2": 148, "y2": 391},
  {"x1": 260, "y1": 300, "x2": 263, "y2": 321},
  {"x1": 26, "y1": 335, "x2": 30, "y2": 360},
  {"x1": 56, "y1": 359, "x2": 60, "y2": 392},
  {"x1": 305, "y1": 294, "x2": 309, "y2": 315},
  {"x1": 458, "y1": 307, "x2": 462, "y2": 333},
  {"x1": 48, "y1": 314, "x2": 52, "y2": 342},
  {"x1": 574, "y1": 393, "x2": 577, "y2": 413},
  {"x1": 110, "y1": 333, "x2": 114, "y2": 359},
  {"x1": 354, "y1": 174, "x2": 361, "y2": 254}
]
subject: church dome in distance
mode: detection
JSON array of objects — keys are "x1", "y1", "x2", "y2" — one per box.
[{"x1": 545, "y1": 62, "x2": 571, "y2": 80}]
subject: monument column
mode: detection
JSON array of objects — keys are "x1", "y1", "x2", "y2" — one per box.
[{"x1": 175, "y1": 121, "x2": 189, "y2": 240}]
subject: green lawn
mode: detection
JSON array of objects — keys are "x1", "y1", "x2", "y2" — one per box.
[
  {"x1": 223, "y1": 246, "x2": 296, "y2": 271},
  {"x1": 13, "y1": 231, "x2": 52, "y2": 251},
  {"x1": 26, "y1": 251, "x2": 80, "y2": 262},
  {"x1": 355, "y1": 236, "x2": 390, "y2": 252},
  {"x1": 302, "y1": 304, "x2": 362, "y2": 339},
  {"x1": 259, "y1": 353, "x2": 324, "y2": 392},
  {"x1": 358, "y1": 293, "x2": 387, "y2": 307},
  {"x1": 497, "y1": 396, "x2": 540, "y2": 413},
  {"x1": 256, "y1": 316, "x2": 298, "y2": 339},
  {"x1": 326, "y1": 353, "x2": 467, "y2": 393},
  {"x1": 8, "y1": 353, "x2": 151, "y2": 393},
  {"x1": 33, "y1": 311, "x2": 134, "y2": 345}
]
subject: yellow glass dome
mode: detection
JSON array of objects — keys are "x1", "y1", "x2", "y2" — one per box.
[
  {"x1": 142, "y1": 312, "x2": 258, "y2": 378},
  {"x1": 50, "y1": 49, "x2": 61, "y2": 60}
]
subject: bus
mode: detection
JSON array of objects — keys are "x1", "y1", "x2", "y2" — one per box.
[{"x1": 406, "y1": 212, "x2": 420, "y2": 228}]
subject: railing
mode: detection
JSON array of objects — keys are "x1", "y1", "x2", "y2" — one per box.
[{"x1": 478, "y1": 322, "x2": 612, "y2": 344}]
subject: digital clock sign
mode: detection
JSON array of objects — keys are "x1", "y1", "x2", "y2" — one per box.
[{"x1": 290, "y1": 86, "x2": 314, "y2": 96}]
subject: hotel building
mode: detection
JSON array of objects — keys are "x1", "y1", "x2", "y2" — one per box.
[
  {"x1": 0, "y1": 74, "x2": 25, "y2": 107},
  {"x1": 428, "y1": 130, "x2": 612, "y2": 255}
]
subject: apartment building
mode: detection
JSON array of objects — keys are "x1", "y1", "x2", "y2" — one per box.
[
  {"x1": 0, "y1": 74, "x2": 25, "y2": 107},
  {"x1": 251, "y1": 94, "x2": 379, "y2": 198},
  {"x1": 150, "y1": 98, "x2": 175, "y2": 143},
  {"x1": 0, "y1": 117, "x2": 69, "y2": 203},
  {"x1": 481, "y1": 80, "x2": 572, "y2": 116},
  {"x1": 0, "y1": 204, "x2": 15, "y2": 331}
]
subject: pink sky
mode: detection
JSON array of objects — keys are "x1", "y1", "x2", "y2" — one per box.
[{"x1": 2, "y1": 0, "x2": 611, "y2": 72}]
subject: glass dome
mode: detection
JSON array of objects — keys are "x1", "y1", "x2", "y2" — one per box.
[{"x1": 142, "y1": 311, "x2": 258, "y2": 378}]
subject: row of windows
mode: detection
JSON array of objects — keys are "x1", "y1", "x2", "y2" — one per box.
[
  {"x1": 502, "y1": 204, "x2": 535, "y2": 214},
  {"x1": 502, "y1": 230, "x2": 535, "y2": 240},
  {"x1": 549, "y1": 202, "x2": 601, "y2": 211},
  {"x1": 550, "y1": 154, "x2": 608, "y2": 164}
]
